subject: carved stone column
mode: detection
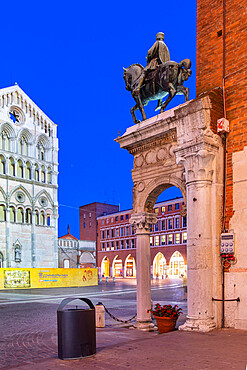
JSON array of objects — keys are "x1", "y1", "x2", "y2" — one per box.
[
  {"x1": 176, "y1": 148, "x2": 219, "y2": 332},
  {"x1": 130, "y1": 212, "x2": 157, "y2": 331}
]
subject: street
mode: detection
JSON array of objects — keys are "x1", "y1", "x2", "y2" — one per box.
[{"x1": 0, "y1": 278, "x2": 187, "y2": 369}]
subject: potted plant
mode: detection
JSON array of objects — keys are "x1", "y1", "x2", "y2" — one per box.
[{"x1": 148, "y1": 303, "x2": 183, "y2": 334}]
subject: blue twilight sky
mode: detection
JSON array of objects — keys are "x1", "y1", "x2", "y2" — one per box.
[{"x1": 0, "y1": 0, "x2": 197, "y2": 238}]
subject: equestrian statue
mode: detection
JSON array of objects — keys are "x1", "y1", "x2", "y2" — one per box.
[{"x1": 123, "y1": 32, "x2": 192, "y2": 123}]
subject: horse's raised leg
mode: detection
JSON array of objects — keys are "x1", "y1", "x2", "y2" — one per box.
[
  {"x1": 136, "y1": 95, "x2": 147, "y2": 121},
  {"x1": 160, "y1": 83, "x2": 176, "y2": 112},
  {"x1": 131, "y1": 104, "x2": 140, "y2": 124}
]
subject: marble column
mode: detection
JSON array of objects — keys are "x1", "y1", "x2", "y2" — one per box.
[
  {"x1": 130, "y1": 212, "x2": 157, "y2": 331},
  {"x1": 177, "y1": 149, "x2": 217, "y2": 332}
]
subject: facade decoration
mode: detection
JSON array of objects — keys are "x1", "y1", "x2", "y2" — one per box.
[{"x1": 0, "y1": 84, "x2": 58, "y2": 268}]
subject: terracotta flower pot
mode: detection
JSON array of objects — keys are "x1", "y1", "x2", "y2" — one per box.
[{"x1": 154, "y1": 315, "x2": 177, "y2": 334}]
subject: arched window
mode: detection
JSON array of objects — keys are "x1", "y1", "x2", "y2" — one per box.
[
  {"x1": 25, "y1": 208, "x2": 32, "y2": 224},
  {"x1": 63, "y1": 259, "x2": 70, "y2": 268},
  {"x1": 1, "y1": 132, "x2": 9, "y2": 151},
  {"x1": 41, "y1": 165, "x2": 45, "y2": 183},
  {"x1": 10, "y1": 206, "x2": 15, "y2": 222},
  {"x1": 35, "y1": 164, "x2": 39, "y2": 181},
  {"x1": 14, "y1": 244, "x2": 21, "y2": 262},
  {"x1": 18, "y1": 137, "x2": 28, "y2": 156},
  {"x1": 47, "y1": 214, "x2": 51, "y2": 226},
  {"x1": 9, "y1": 158, "x2": 15, "y2": 176},
  {"x1": 37, "y1": 143, "x2": 45, "y2": 161},
  {"x1": 47, "y1": 168, "x2": 52, "y2": 184},
  {"x1": 25, "y1": 162, "x2": 31, "y2": 180},
  {"x1": 0, "y1": 155, "x2": 5, "y2": 174},
  {"x1": 0, "y1": 205, "x2": 6, "y2": 221},
  {"x1": 40, "y1": 211, "x2": 45, "y2": 225},
  {"x1": 17, "y1": 160, "x2": 24, "y2": 178},
  {"x1": 17, "y1": 207, "x2": 24, "y2": 223},
  {"x1": 0, "y1": 252, "x2": 3, "y2": 267},
  {"x1": 35, "y1": 210, "x2": 39, "y2": 225}
]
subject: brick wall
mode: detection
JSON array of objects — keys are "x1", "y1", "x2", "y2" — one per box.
[
  {"x1": 79, "y1": 202, "x2": 119, "y2": 241},
  {"x1": 197, "y1": 0, "x2": 247, "y2": 227}
]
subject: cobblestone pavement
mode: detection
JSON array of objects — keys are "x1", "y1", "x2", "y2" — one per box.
[{"x1": 0, "y1": 279, "x2": 188, "y2": 369}]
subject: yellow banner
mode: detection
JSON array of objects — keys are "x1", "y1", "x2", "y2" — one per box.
[{"x1": 0, "y1": 268, "x2": 98, "y2": 289}]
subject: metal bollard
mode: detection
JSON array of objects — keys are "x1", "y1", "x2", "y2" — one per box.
[
  {"x1": 106, "y1": 276, "x2": 109, "y2": 283},
  {"x1": 95, "y1": 304, "x2": 105, "y2": 328},
  {"x1": 113, "y1": 277, "x2": 115, "y2": 283}
]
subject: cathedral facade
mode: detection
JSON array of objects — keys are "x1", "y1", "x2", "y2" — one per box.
[{"x1": 0, "y1": 85, "x2": 58, "y2": 268}]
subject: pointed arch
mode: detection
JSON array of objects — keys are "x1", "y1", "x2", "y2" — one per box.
[
  {"x1": 36, "y1": 134, "x2": 51, "y2": 149},
  {"x1": 9, "y1": 185, "x2": 33, "y2": 205},
  {"x1": 34, "y1": 189, "x2": 54, "y2": 208},
  {"x1": 0, "y1": 122, "x2": 16, "y2": 138},
  {"x1": 0, "y1": 186, "x2": 7, "y2": 202},
  {"x1": 18, "y1": 128, "x2": 34, "y2": 144}
]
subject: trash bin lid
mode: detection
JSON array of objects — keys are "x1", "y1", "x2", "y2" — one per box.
[{"x1": 57, "y1": 297, "x2": 95, "y2": 312}]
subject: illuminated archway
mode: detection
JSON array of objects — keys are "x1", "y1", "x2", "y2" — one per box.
[
  {"x1": 169, "y1": 251, "x2": 185, "y2": 278},
  {"x1": 153, "y1": 252, "x2": 167, "y2": 278},
  {"x1": 112, "y1": 255, "x2": 123, "y2": 277},
  {"x1": 124, "y1": 254, "x2": 136, "y2": 278},
  {"x1": 101, "y1": 256, "x2": 110, "y2": 277}
]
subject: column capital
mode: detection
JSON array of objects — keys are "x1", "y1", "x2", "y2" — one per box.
[
  {"x1": 130, "y1": 212, "x2": 157, "y2": 234},
  {"x1": 176, "y1": 147, "x2": 216, "y2": 184}
]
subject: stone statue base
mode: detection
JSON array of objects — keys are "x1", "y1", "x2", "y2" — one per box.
[{"x1": 179, "y1": 316, "x2": 216, "y2": 333}]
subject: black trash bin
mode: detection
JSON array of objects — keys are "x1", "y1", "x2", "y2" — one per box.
[{"x1": 57, "y1": 297, "x2": 96, "y2": 360}]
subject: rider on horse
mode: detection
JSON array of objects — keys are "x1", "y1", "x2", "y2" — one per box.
[{"x1": 133, "y1": 32, "x2": 170, "y2": 108}]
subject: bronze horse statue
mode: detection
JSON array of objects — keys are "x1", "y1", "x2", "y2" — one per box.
[{"x1": 123, "y1": 59, "x2": 191, "y2": 123}]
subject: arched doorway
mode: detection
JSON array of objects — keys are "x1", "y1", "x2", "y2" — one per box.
[
  {"x1": 124, "y1": 254, "x2": 136, "y2": 277},
  {"x1": 101, "y1": 256, "x2": 110, "y2": 277},
  {"x1": 112, "y1": 255, "x2": 123, "y2": 277},
  {"x1": 80, "y1": 252, "x2": 95, "y2": 268},
  {"x1": 169, "y1": 251, "x2": 185, "y2": 278},
  {"x1": 153, "y1": 252, "x2": 167, "y2": 278}
]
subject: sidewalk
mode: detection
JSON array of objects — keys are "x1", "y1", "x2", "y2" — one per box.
[{"x1": 9, "y1": 325, "x2": 247, "y2": 370}]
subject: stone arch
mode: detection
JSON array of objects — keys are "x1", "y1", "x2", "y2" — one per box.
[
  {"x1": 124, "y1": 254, "x2": 136, "y2": 278},
  {"x1": 134, "y1": 173, "x2": 186, "y2": 214},
  {"x1": 112, "y1": 255, "x2": 123, "y2": 277},
  {"x1": 101, "y1": 256, "x2": 110, "y2": 277},
  {"x1": 169, "y1": 251, "x2": 186, "y2": 278},
  {"x1": 9, "y1": 185, "x2": 33, "y2": 205},
  {"x1": 34, "y1": 189, "x2": 54, "y2": 209},
  {"x1": 36, "y1": 134, "x2": 51, "y2": 149},
  {"x1": 153, "y1": 252, "x2": 167, "y2": 278},
  {"x1": 18, "y1": 128, "x2": 34, "y2": 144},
  {"x1": 0, "y1": 122, "x2": 16, "y2": 138},
  {"x1": 79, "y1": 252, "x2": 95, "y2": 268},
  {"x1": 0, "y1": 186, "x2": 7, "y2": 203}
]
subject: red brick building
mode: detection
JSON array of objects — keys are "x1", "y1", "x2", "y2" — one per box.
[
  {"x1": 79, "y1": 202, "x2": 119, "y2": 241},
  {"x1": 96, "y1": 197, "x2": 187, "y2": 278},
  {"x1": 197, "y1": 0, "x2": 247, "y2": 228}
]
